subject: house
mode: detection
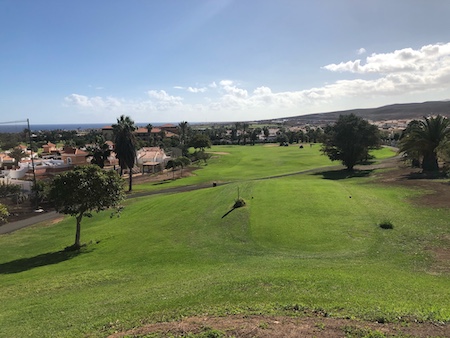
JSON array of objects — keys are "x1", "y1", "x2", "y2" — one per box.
[
  {"x1": 101, "y1": 126, "x2": 114, "y2": 141},
  {"x1": 0, "y1": 153, "x2": 15, "y2": 169},
  {"x1": 136, "y1": 147, "x2": 170, "y2": 173},
  {"x1": 102, "y1": 125, "x2": 179, "y2": 144},
  {"x1": 105, "y1": 140, "x2": 114, "y2": 150},
  {"x1": 135, "y1": 127, "x2": 151, "y2": 142},
  {"x1": 60, "y1": 146, "x2": 89, "y2": 165},
  {"x1": 160, "y1": 123, "x2": 178, "y2": 134},
  {"x1": 42, "y1": 142, "x2": 57, "y2": 154}
]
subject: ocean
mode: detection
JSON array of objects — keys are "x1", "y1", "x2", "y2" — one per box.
[{"x1": 0, "y1": 122, "x2": 169, "y2": 133}]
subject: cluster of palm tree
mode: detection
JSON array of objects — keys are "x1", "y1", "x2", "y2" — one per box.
[{"x1": 399, "y1": 115, "x2": 450, "y2": 172}]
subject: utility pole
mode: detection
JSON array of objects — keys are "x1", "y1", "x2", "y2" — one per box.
[{"x1": 27, "y1": 119, "x2": 38, "y2": 208}]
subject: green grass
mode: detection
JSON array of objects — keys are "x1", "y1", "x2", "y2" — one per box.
[
  {"x1": 1, "y1": 145, "x2": 448, "y2": 337},
  {"x1": 133, "y1": 143, "x2": 337, "y2": 192}
]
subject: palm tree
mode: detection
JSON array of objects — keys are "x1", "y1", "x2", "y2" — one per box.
[
  {"x1": 178, "y1": 121, "x2": 189, "y2": 146},
  {"x1": 399, "y1": 115, "x2": 450, "y2": 172},
  {"x1": 242, "y1": 123, "x2": 249, "y2": 145},
  {"x1": 146, "y1": 123, "x2": 153, "y2": 146},
  {"x1": 9, "y1": 147, "x2": 26, "y2": 166},
  {"x1": 88, "y1": 143, "x2": 111, "y2": 168},
  {"x1": 112, "y1": 115, "x2": 137, "y2": 191}
]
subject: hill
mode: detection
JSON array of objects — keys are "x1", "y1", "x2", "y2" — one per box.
[{"x1": 263, "y1": 100, "x2": 450, "y2": 125}]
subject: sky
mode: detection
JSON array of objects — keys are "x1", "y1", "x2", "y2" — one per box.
[{"x1": 1, "y1": 0, "x2": 450, "y2": 125}]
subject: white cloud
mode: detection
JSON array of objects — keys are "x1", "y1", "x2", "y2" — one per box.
[
  {"x1": 324, "y1": 42, "x2": 450, "y2": 74},
  {"x1": 147, "y1": 90, "x2": 183, "y2": 110},
  {"x1": 64, "y1": 42, "x2": 450, "y2": 122},
  {"x1": 64, "y1": 94, "x2": 122, "y2": 109},
  {"x1": 173, "y1": 85, "x2": 207, "y2": 93},
  {"x1": 357, "y1": 47, "x2": 366, "y2": 55},
  {"x1": 187, "y1": 86, "x2": 207, "y2": 93},
  {"x1": 219, "y1": 80, "x2": 248, "y2": 98}
]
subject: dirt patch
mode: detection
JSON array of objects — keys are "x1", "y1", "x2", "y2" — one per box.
[
  {"x1": 370, "y1": 157, "x2": 450, "y2": 209},
  {"x1": 132, "y1": 167, "x2": 197, "y2": 185},
  {"x1": 210, "y1": 152, "x2": 230, "y2": 155},
  {"x1": 368, "y1": 158, "x2": 450, "y2": 275},
  {"x1": 48, "y1": 216, "x2": 64, "y2": 225},
  {"x1": 109, "y1": 315, "x2": 450, "y2": 337}
]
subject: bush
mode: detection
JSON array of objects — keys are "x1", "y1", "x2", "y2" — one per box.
[
  {"x1": 379, "y1": 220, "x2": 394, "y2": 230},
  {"x1": 233, "y1": 198, "x2": 246, "y2": 208},
  {"x1": 0, "y1": 203, "x2": 9, "y2": 223},
  {"x1": 0, "y1": 183, "x2": 21, "y2": 197}
]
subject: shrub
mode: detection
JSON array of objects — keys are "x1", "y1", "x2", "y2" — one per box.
[
  {"x1": 233, "y1": 198, "x2": 246, "y2": 208},
  {"x1": 0, "y1": 203, "x2": 9, "y2": 223},
  {"x1": 0, "y1": 183, "x2": 21, "y2": 197}
]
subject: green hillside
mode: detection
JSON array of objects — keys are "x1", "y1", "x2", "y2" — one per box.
[{"x1": 0, "y1": 145, "x2": 449, "y2": 337}]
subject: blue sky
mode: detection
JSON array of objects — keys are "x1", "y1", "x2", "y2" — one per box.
[{"x1": 2, "y1": 0, "x2": 450, "y2": 124}]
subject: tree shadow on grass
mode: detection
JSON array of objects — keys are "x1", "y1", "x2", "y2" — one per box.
[
  {"x1": 222, "y1": 208, "x2": 237, "y2": 219},
  {"x1": 404, "y1": 171, "x2": 447, "y2": 180},
  {"x1": 314, "y1": 169, "x2": 374, "y2": 180},
  {"x1": 0, "y1": 247, "x2": 92, "y2": 274},
  {"x1": 222, "y1": 199, "x2": 246, "y2": 219},
  {"x1": 152, "y1": 180, "x2": 172, "y2": 186}
]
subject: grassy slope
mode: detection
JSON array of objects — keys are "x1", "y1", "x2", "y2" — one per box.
[
  {"x1": 1, "y1": 146, "x2": 449, "y2": 337},
  {"x1": 133, "y1": 144, "x2": 336, "y2": 192}
]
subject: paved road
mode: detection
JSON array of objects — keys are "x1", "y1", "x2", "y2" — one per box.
[{"x1": 0, "y1": 211, "x2": 60, "y2": 235}]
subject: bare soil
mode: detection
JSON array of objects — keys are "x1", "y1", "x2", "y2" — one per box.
[
  {"x1": 110, "y1": 157, "x2": 450, "y2": 337},
  {"x1": 132, "y1": 167, "x2": 197, "y2": 185},
  {"x1": 109, "y1": 315, "x2": 450, "y2": 337}
]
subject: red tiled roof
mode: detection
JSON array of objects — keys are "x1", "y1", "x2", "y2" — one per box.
[{"x1": 135, "y1": 127, "x2": 149, "y2": 133}]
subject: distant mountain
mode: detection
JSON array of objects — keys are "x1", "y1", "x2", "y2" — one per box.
[{"x1": 265, "y1": 101, "x2": 450, "y2": 125}]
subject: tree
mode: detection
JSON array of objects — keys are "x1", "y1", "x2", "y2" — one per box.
[
  {"x1": 31, "y1": 180, "x2": 50, "y2": 206},
  {"x1": 146, "y1": 123, "x2": 153, "y2": 146},
  {"x1": 176, "y1": 156, "x2": 191, "y2": 177},
  {"x1": 49, "y1": 165, "x2": 125, "y2": 250},
  {"x1": 113, "y1": 115, "x2": 137, "y2": 191},
  {"x1": 194, "y1": 150, "x2": 212, "y2": 164},
  {"x1": 399, "y1": 115, "x2": 450, "y2": 172},
  {"x1": 250, "y1": 128, "x2": 261, "y2": 145},
  {"x1": 165, "y1": 159, "x2": 177, "y2": 179},
  {"x1": 178, "y1": 121, "x2": 189, "y2": 146},
  {"x1": 9, "y1": 147, "x2": 26, "y2": 166},
  {"x1": 87, "y1": 143, "x2": 111, "y2": 168},
  {"x1": 189, "y1": 133, "x2": 211, "y2": 151},
  {"x1": 166, "y1": 156, "x2": 191, "y2": 179},
  {"x1": 321, "y1": 114, "x2": 381, "y2": 171},
  {"x1": 242, "y1": 123, "x2": 249, "y2": 145},
  {"x1": 263, "y1": 126, "x2": 270, "y2": 142}
]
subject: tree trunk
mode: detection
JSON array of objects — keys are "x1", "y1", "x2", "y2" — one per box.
[
  {"x1": 422, "y1": 152, "x2": 439, "y2": 172},
  {"x1": 74, "y1": 213, "x2": 83, "y2": 249},
  {"x1": 128, "y1": 169, "x2": 133, "y2": 191}
]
